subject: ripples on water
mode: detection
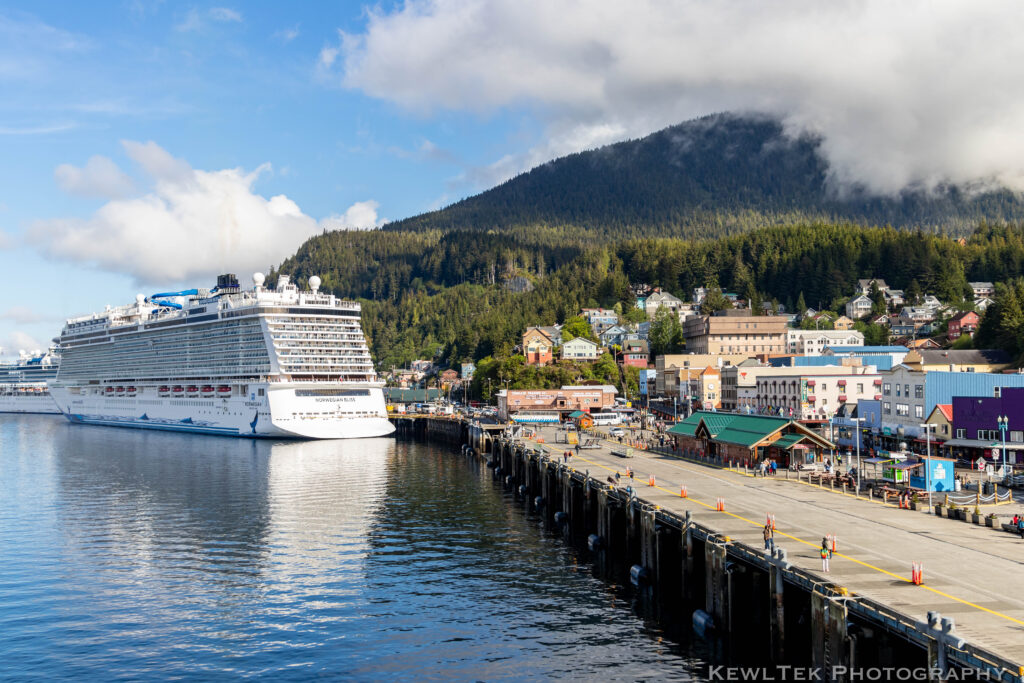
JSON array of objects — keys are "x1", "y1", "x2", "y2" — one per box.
[{"x1": 0, "y1": 415, "x2": 707, "y2": 680}]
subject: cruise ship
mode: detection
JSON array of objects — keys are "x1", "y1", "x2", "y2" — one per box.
[
  {"x1": 49, "y1": 273, "x2": 395, "y2": 439},
  {"x1": 0, "y1": 349, "x2": 61, "y2": 414}
]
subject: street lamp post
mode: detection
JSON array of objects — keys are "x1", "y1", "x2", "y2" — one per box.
[
  {"x1": 919, "y1": 423, "x2": 936, "y2": 513},
  {"x1": 997, "y1": 415, "x2": 1008, "y2": 484},
  {"x1": 852, "y1": 417, "x2": 865, "y2": 495}
]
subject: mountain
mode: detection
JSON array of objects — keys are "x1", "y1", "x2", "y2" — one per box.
[
  {"x1": 385, "y1": 113, "x2": 1024, "y2": 238},
  {"x1": 273, "y1": 113, "x2": 1024, "y2": 372}
]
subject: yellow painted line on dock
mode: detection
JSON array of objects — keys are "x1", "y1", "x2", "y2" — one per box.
[{"x1": 539, "y1": 440, "x2": 1024, "y2": 628}]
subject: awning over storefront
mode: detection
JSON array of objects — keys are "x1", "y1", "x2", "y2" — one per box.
[{"x1": 940, "y1": 438, "x2": 1023, "y2": 450}]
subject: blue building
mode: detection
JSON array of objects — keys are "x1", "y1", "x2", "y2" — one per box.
[
  {"x1": 832, "y1": 399, "x2": 882, "y2": 452},
  {"x1": 924, "y1": 371, "x2": 1024, "y2": 417},
  {"x1": 771, "y1": 355, "x2": 895, "y2": 371},
  {"x1": 824, "y1": 345, "x2": 909, "y2": 366}
]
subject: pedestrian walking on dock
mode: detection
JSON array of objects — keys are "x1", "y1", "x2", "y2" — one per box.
[
  {"x1": 820, "y1": 537, "x2": 831, "y2": 573},
  {"x1": 1017, "y1": 516, "x2": 1024, "y2": 539},
  {"x1": 763, "y1": 524, "x2": 774, "y2": 553}
]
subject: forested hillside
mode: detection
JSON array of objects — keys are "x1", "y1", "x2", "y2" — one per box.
[{"x1": 276, "y1": 223, "x2": 1024, "y2": 370}]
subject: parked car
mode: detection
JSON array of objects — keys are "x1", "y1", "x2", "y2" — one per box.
[{"x1": 609, "y1": 427, "x2": 626, "y2": 438}]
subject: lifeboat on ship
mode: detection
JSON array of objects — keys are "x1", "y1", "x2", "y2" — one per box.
[
  {"x1": 105, "y1": 387, "x2": 114, "y2": 393},
  {"x1": 126, "y1": 386, "x2": 137, "y2": 396},
  {"x1": 172, "y1": 385, "x2": 185, "y2": 396},
  {"x1": 217, "y1": 385, "x2": 231, "y2": 395},
  {"x1": 116, "y1": 386, "x2": 125, "y2": 394},
  {"x1": 158, "y1": 386, "x2": 170, "y2": 397},
  {"x1": 186, "y1": 385, "x2": 199, "y2": 396},
  {"x1": 200, "y1": 385, "x2": 215, "y2": 396}
]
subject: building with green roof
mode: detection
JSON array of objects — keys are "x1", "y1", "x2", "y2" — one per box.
[{"x1": 667, "y1": 411, "x2": 834, "y2": 467}]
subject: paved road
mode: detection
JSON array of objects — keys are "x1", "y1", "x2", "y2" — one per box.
[{"x1": 534, "y1": 425, "x2": 1024, "y2": 665}]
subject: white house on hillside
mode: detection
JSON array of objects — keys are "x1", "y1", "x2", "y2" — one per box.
[{"x1": 561, "y1": 337, "x2": 600, "y2": 361}]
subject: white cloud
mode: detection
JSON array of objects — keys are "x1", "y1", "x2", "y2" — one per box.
[
  {"x1": 0, "y1": 231, "x2": 11, "y2": 249},
  {"x1": 30, "y1": 141, "x2": 327, "y2": 285},
  {"x1": 0, "y1": 307, "x2": 52, "y2": 325},
  {"x1": 274, "y1": 24, "x2": 300, "y2": 43},
  {"x1": 319, "y1": 46, "x2": 339, "y2": 68},
  {"x1": 0, "y1": 122, "x2": 76, "y2": 135},
  {"x1": 332, "y1": 0, "x2": 1024, "y2": 194},
  {"x1": 176, "y1": 7, "x2": 242, "y2": 32},
  {"x1": 0, "y1": 330, "x2": 45, "y2": 355},
  {"x1": 209, "y1": 7, "x2": 242, "y2": 23},
  {"x1": 319, "y1": 200, "x2": 385, "y2": 231},
  {"x1": 55, "y1": 155, "x2": 135, "y2": 199}
]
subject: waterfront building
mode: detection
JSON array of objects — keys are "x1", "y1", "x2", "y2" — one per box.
[
  {"x1": 924, "y1": 371, "x2": 1024, "y2": 421},
  {"x1": 924, "y1": 403, "x2": 953, "y2": 443},
  {"x1": 667, "y1": 411, "x2": 834, "y2": 468},
  {"x1": 497, "y1": 385, "x2": 616, "y2": 421},
  {"x1": 682, "y1": 310, "x2": 787, "y2": 355},
  {"x1": 656, "y1": 353, "x2": 753, "y2": 396},
  {"x1": 946, "y1": 388, "x2": 1024, "y2": 464},
  {"x1": 878, "y1": 364, "x2": 929, "y2": 442},
  {"x1": 754, "y1": 365, "x2": 879, "y2": 420},
  {"x1": 720, "y1": 358, "x2": 768, "y2": 412}
]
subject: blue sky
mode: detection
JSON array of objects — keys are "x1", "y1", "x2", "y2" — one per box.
[
  {"x1": 0, "y1": 1, "x2": 543, "y2": 353},
  {"x1": 2, "y1": 1, "x2": 1023, "y2": 354}
]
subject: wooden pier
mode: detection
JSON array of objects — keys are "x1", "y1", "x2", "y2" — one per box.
[{"x1": 395, "y1": 416, "x2": 1024, "y2": 682}]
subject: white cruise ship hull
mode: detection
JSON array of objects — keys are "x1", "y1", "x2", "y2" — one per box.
[
  {"x1": 49, "y1": 384, "x2": 395, "y2": 439},
  {"x1": 0, "y1": 392, "x2": 61, "y2": 414}
]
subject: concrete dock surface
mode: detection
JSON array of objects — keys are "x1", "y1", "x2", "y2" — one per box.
[{"x1": 531, "y1": 424, "x2": 1024, "y2": 665}]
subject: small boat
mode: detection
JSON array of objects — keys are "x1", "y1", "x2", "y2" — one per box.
[
  {"x1": 126, "y1": 386, "x2": 137, "y2": 396},
  {"x1": 105, "y1": 387, "x2": 114, "y2": 393},
  {"x1": 116, "y1": 386, "x2": 125, "y2": 393},
  {"x1": 172, "y1": 385, "x2": 185, "y2": 396},
  {"x1": 186, "y1": 385, "x2": 199, "y2": 396},
  {"x1": 217, "y1": 385, "x2": 231, "y2": 394},
  {"x1": 158, "y1": 385, "x2": 170, "y2": 396}
]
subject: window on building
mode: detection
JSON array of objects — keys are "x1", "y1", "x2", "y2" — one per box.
[
  {"x1": 904, "y1": 384, "x2": 910, "y2": 396},
  {"x1": 914, "y1": 405, "x2": 923, "y2": 418},
  {"x1": 994, "y1": 386, "x2": 1002, "y2": 398},
  {"x1": 895, "y1": 384, "x2": 901, "y2": 397},
  {"x1": 857, "y1": 383, "x2": 864, "y2": 393},
  {"x1": 883, "y1": 402, "x2": 891, "y2": 414},
  {"x1": 896, "y1": 403, "x2": 909, "y2": 416},
  {"x1": 914, "y1": 385, "x2": 923, "y2": 399},
  {"x1": 956, "y1": 428, "x2": 965, "y2": 439},
  {"x1": 1010, "y1": 430, "x2": 1023, "y2": 443},
  {"x1": 883, "y1": 383, "x2": 891, "y2": 395},
  {"x1": 977, "y1": 429, "x2": 997, "y2": 441}
]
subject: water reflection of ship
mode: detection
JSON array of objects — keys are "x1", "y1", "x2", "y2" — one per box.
[{"x1": 263, "y1": 438, "x2": 392, "y2": 575}]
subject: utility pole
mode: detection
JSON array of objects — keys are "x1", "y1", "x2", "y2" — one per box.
[
  {"x1": 997, "y1": 414, "x2": 1008, "y2": 483},
  {"x1": 919, "y1": 422, "x2": 936, "y2": 512},
  {"x1": 852, "y1": 416, "x2": 865, "y2": 495}
]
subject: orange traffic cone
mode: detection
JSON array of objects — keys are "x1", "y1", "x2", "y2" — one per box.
[
  {"x1": 680, "y1": 485, "x2": 688, "y2": 498},
  {"x1": 648, "y1": 474, "x2": 655, "y2": 487}
]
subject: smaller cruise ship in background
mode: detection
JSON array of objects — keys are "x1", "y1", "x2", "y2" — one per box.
[{"x1": 0, "y1": 349, "x2": 61, "y2": 414}]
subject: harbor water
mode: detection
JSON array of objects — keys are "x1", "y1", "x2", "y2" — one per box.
[{"x1": 0, "y1": 415, "x2": 709, "y2": 680}]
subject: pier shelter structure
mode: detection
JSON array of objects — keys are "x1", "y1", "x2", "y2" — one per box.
[{"x1": 668, "y1": 412, "x2": 833, "y2": 468}]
